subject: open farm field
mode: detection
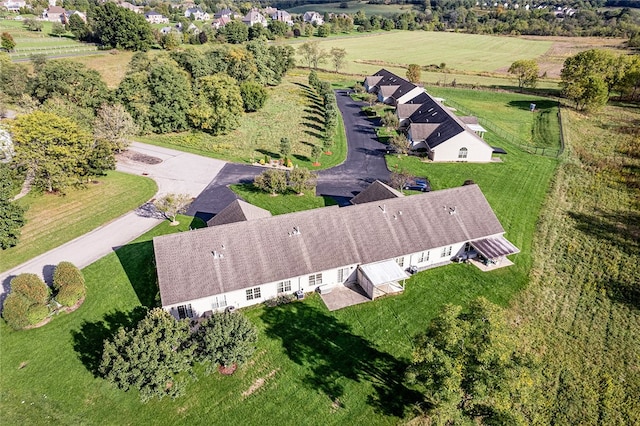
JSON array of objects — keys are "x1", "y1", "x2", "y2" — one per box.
[
  {"x1": 0, "y1": 115, "x2": 558, "y2": 424},
  {"x1": 288, "y1": 1, "x2": 417, "y2": 17},
  {"x1": 288, "y1": 31, "x2": 552, "y2": 74},
  {"x1": 0, "y1": 172, "x2": 157, "y2": 273},
  {"x1": 136, "y1": 72, "x2": 347, "y2": 170},
  {"x1": 71, "y1": 50, "x2": 136, "y2": 88},
  {"x1": 508, "y1": 104, "x2": 640, "y2": 423}
]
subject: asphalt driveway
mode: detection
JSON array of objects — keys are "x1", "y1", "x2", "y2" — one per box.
[{"x1": 317, "y1": 90, "x2": 390, "y2": 203}]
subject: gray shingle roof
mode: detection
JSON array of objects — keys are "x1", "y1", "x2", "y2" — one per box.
[
  {"x1": 207, "y1": 199, "x2": 272, "y2": 227},
  {"x1": 154, "y1": 185, "x2": 507, "y2": 306},
  {"x1": 350, "y1": 180, "x2": 404, "y2": 205}
]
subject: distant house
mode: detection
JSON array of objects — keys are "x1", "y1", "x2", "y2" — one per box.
[
  {"x1": 145, "y1": 10, "x2": 168, "y2": 24},
  {"x1": 118, "y1": 1, "x2": 143, "y2": 14},
  {"x1": 2, "y1": 0, "x2": 26, "y2": 12},
  {"x1": 242, "y1": 9, "x2": 268, "y2": 27},
  {"x1": 303, "y1": 11, "x2": 324, "y2": 25},
  {"x1": 262, "y1": 6, "x2": 277, "y2": 16},
  {"x1": 271, "y1": 9, "x2": 293, "y2": 26},
  {"x1": 213, "y1": 8, "x2": 238, "y2": 19},
  {"x1": 185, "y1": 7, "x2": 209, "y2": 21},
  {"x1": 211, "y1": 15, "x2": 231, "y2": 29},
  {"x1": 42, "y1": 5, "x2": 65, "y2": 22},
  {"x1": 365, "y1": 69, "x2": 496, "y2": 162},
  {"x1": 154, "y1": 184, "x2": 519, "y2": 319},
  {"x1": 63, "y1": 10, "x2": 87, "y2": 23}
]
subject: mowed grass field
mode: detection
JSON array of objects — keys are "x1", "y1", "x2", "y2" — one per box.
[
  {"x1": 425, "y1": 86, "x2": 561, "y2": 149},
  {"x1": 136, "y1": 72, "x2": 348, "y2": 170},
  {"x1": 0, "y1": 172, "x2": 157, "y2": 272},
  {"x1": 0, "y1": 97, "x2": 559, "y2": 424},
  {"x1": 287, "y1": 31, "x2": 552, "y2": 75}
]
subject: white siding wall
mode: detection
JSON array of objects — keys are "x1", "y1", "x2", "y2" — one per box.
[
  {"x1": 431, "y1": 132, "x2": 493, "y2": 163},
  {"x1": 164, "y1": 244, "x2": 470, "y2": 319}
]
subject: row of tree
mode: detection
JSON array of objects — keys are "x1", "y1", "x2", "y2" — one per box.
[
  {"x1": 3, "y1": 262, "x2": 86, "y2": 329},
  {"x1": 0, "y1": 163, "x2": 25, "y2": 250},
  {"x1": 99, "y1": 308, "x2": 257, "y2": 402},
  {"x1": 308, "y1": 71, "x2": 340, "y2": 157}
]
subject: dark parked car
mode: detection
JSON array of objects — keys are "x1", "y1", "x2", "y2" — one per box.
[{"x1": 403, "y1": 178, "x2": 431, "y2": 192}]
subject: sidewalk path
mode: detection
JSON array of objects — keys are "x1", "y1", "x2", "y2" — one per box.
[{"x1": 1, "y1": 142, "x2": 226, "y2": 301}]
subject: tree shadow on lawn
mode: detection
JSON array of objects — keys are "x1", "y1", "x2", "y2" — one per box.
[
  {"x1": 115, "y1": 241, "x2": 160, "y2": 309},
  {"x1": 302, "y1": 119, "x2": 325, "y2": 133},
  {"x1": 508, "y1": 99, "x2": 558, "y2": 111},
  {"x1": 71, "y1": 307, "x2": 148, "y2": 376},
  {"x1": 256, "y1": 148, "x2": 281, "y2": 159},
  {"x1": 303, "y1": 129, "x2": 324, "y2": 140},
  {"x1": 261, "y1": 302, "x2": 421, "y2": 417},
  {"x1": 304, "y1": 106, "x2": 324, "y2": 117},
  {"x1": 292, "y1": 154, "x2": 310, "y2": 162}
]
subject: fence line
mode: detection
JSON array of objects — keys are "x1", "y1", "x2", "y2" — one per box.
[{"x1": 442, "y1": 97, "x2": 563, "y2": 158}]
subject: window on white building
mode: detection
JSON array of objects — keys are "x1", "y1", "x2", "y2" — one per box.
[
  {"x1": 277, "y1": 280, "x2": 292, "y2": 293},
  {"x1": 309, "y1": 273, "x2": 322, "y2": 286},
  {"x1": 337, "y1": 267, "x2": 350, "y2": 283},
  {"x1": 212, "y1": 295, "x2": 227, "y2": 309},
  {"x1": 246, "y1": 287, "x2": 261, "y2": 300},
  {"x1": 417, "y1": 251, "x2": 430, "y2": 263},
  {"x1": 177, "y1": 304, "x2": 193, "y2": 319},
  {"x1": 441, "y1": 246, "x2": 452, "y2": 257},
  {"x1": 458, "y1": 147, "x2": 468, "y2": 159},
  {"x1": 396, "y1": 257, "x2": 404, "y2": 267}
]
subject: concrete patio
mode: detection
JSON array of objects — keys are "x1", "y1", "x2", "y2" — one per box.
[{"x1": 320, "y1": 283, "x2": 371, "y2": 311}]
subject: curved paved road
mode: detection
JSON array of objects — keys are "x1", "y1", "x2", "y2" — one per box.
[{"x1": 0, "y1": 143, "x2": 226, "y2": 303}]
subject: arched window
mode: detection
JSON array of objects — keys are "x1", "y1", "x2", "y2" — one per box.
[{"x1": 458, "y1": 147, "x2": 468, "y2": 159}]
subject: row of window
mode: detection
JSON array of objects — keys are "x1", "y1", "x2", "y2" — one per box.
[{"x1": 397, "y1": 246, "x2": 453, "y2": 268}]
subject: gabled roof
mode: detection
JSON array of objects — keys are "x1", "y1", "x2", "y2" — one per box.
[
  {"x1": 379, "y1": 85, "x2": 400, "y2": 98},
  {"x1": 47, "y1": 5, "x2": 65, "y2": 13},
  {"x1": 405, "y1": 92, "x2": 470, "y2": 149},
  {"x1": 350, "y1": 180, "x2": 404, "y2": 205},
  {"x1": 243, "y1": 9, "x2": 266, "y2": 22},
  {"x1": 207, "y1": 199, "x2": 272, "y2": 227},
  {"x1": 397, "y1": 103, "x2": 422, "y2": 120},
  {"x1": 145, "y1": 10, "x2": 162, "y2": 16},
  {"x1": 154, "y1": 184, "x2": 507, "y2": 306}
]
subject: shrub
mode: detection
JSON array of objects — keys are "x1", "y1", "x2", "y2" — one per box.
[
  {"x1": 25, "y1": 304, "x2": 48, "y2": 325},
  {"x1": 264, "y1": 294, "x2": 295, "y2": 307},
  {"x1": 53, "y1": 261, "x2": 85, "y2": 291},
  {"x1": 9, "y1": 273, "x2": 50, "y2": 305},
  {"x1": 2, "y1": 293, "x2": 31, "y2": 330},
  {"x1": 53, "y1": 261, "x2": 86, "y2": 306}
]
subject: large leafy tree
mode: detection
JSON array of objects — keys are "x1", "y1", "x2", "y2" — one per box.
[
  {"x1": 298, "y1": 41, "x2": 328, "y2": 69},
  {"x1": 99, "y1": 308, "x2": 195, "y2": 402},
  {"x1": 508, "y1": 59, "x2": 539, "y2": 90},
  {"x1": 30, "y1": 60, "x2": 109, "y2": 110},
  {"x1": 1, "y1": 32, "x2": 15, "y2": 52},
  {"x1": 92, "y1": 2, "x2": 154, "y2": 51},
  {"x1": 10, "y1": 111, "x2": 94, "y2": 192},
  {"x1": 219, "y1": 20, "x2": 248, "y2": 44},
  {"x1": 94, "y1": 103, "x2": 138, "y2": 152},
  {"x1": 193, "y1": 312, "x2": 258, "y2": 372},
  {"x1": 406, "y1": 63, "x2": 421, "y2": 83},
  {"x1": 246, "y1": 39, "x2": 276, "y2": 86},
  {"x1": 0, "y1": 163, "x2": 25, "y2": 250},
  {"x1": 560, "y1": 49, "x2": 618, "y2": 111},
  {"x1": 0, "y1": 58, "x2": 29, "y2": 100},
  {"x1": 407, "y1": 298, "x2": 537, "y2": 424},
  {"x1": 268, "y1": 45, "x2": 295, "y2": 83},
  {"x1": 239, "y1": 81, "x2": 268, "y2": 112},
  {"x1": 188, "y1": 74, "x2": 243, "y2": 134}
]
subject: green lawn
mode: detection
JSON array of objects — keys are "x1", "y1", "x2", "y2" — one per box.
[
  {"x1": 231, "y1": 183, "x2": 338, "y2": 215},
  {"x1": 135, "y1": 73, "x2": 347, "y2": 171},
  {"x1": 424, "y1": 86, "x2": 562, "y2": 151},
  {"x1": 0, "y1": 171, "x2": 157, "y2": 272}
]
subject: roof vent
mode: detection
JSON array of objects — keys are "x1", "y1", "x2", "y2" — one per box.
[
  {"x1": 449, "y1": 206, "x2": 457, "y2": 215},
  {"x1": 379, "y1": 204, "x2": 386, "y2": 213},
  {"x1": 212, "y1": 250, "x2": 224, "y2": 259},
  {"x1": 289, "y1": 226, "x2": 301, "y2": 237}
]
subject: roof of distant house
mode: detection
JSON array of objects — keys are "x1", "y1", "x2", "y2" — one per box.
[
  {"x1": 350, "y1": 180, "x2": 404, "y2": 205},
  {"x1": 207, "y1": 199, "x2": 272, "y2": 227}
]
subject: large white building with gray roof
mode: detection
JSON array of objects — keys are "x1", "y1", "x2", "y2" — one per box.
[{"x1": 154, "y1": 184, "x2": 518, "y2": 319}]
